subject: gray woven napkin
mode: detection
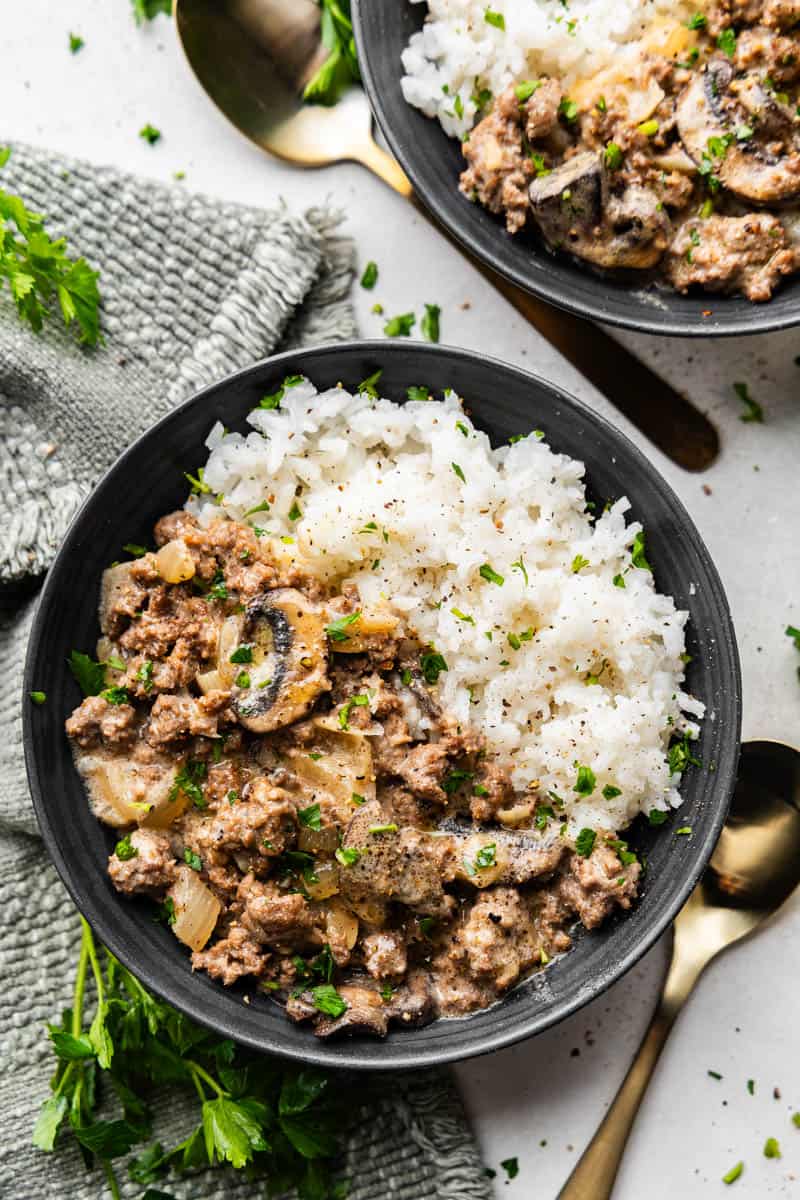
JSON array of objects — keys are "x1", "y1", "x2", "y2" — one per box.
[{"x1": 0, "y1": 142, "x2": 491, "y2": 1200}]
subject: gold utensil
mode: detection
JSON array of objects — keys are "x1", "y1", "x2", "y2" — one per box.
[
  {"x1": 173, "y1": 0, "x2": 719, "y2": 472},
  {"x1": 559, "y1": 739, "x2": 800, "y2": 1200}
]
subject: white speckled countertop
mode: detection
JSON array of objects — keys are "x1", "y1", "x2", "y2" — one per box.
[{"x1": 4, "y1": 3, "x2": 800, "y2": 1195}]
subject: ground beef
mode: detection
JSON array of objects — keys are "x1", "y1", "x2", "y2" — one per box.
[
  {"x1": 65, "y1": 695, "x2": 138, "y2": 750},
  {"x1": 107, "y1": 828, "x2": 176, "y2": 896},
  {"x1": 191, "y1": 924, "x2": 267, "y2": 984},
  {"x1": 459, "y1": 85, "x2": 536, "y2": 233},
  {"x1": 665, "y1": 213, "x2": 797, "y2": 301},
  {"x1": 239, "y1": 879, "x2": 315, "y2": 948},
  {"x1": 557, "y1": 844, "x2": 640, "y2": 929},
  {"x1": 146, "y1": 690, "x2": 231, "y2": 748}
]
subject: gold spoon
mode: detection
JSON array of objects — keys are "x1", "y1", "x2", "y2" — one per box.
[
  {"x1": 173, "y1": 0, "x2": 719, "y2": 472},
  {"x1": 559, "y1": 739, "x2": 800, "y2": 1200}
]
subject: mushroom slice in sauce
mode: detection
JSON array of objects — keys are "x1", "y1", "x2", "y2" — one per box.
[
  {"x1": 528, "y1": 150, "x2": 670, "y2": 269},
  {"x1": 232, "y1": 588, "x2": 329, "y2": 733},
  {"x1": 676, "y1": 57, "x2": 800, "y2": 204}
]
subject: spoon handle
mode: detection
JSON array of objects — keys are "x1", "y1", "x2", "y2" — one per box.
[
  {"x1": 556, "y1": 939, "x2": 707, "y2": 1200},
  {"x1": 351, "y1": 139, "x2": 719, "y2": 471}
]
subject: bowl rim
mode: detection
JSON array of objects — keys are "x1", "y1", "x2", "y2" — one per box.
[
  {"x1": 351, "y1": 0, "x2": 800, "y2": 339},
  {"x1": 23, "y1": 339, "x2": 742, "y2": 1069}
]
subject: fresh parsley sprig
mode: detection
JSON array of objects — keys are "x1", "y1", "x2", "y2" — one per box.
[
  {"x1": 303, "y1": 0, "x2": 361, "y2": 107},
  {"x1": 34, "y1": 919, "x2": 350, "y2": 1198},
  {"x1": 0, "y1": 149, "x2": 101, "y2": 344}
]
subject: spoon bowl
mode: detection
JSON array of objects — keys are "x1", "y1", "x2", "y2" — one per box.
[{"x1": 559, "y1": 738, "x2": 800, "y2": 1200}]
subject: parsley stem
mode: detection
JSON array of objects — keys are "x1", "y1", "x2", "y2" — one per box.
[
  {"x1": 73, "y1": 921, "x2": 91, "y2": 1038},
  {"x1": 82, "y1": 916, "x2": 105, "y2": 1011},
  {"x1": 187, "y1": 1060, "x2": 225, "y2": 1098},
  {"x1": 102, "y1": 1158, "x2": 121, "y2": 1200}
]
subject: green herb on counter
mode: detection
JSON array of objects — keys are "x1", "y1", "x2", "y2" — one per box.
[
  {"x1": 734, "y1": 381, "x2": 764, "y2": 423},
  {"x1": 139, "y1": 124, "x2": 161, "y2": 146},
  {"x1": 131, "y1": 0, "x2": 171, "y2": 21},
  {"x1": 421, "y1": 303, "x2": 441, "y2": 342},
  {"x1": 722, "y1": 1162, "x2": 744, "y2": 1185},
  {"x1": 69, "y1": 33, "x2": 84, "y2": 53},
  {"x1": 360, "y1": 260, "x2": 378, "y2": 289},
  {"x1": 384, "y1": 311, "x2": 416, "y2": 337}
]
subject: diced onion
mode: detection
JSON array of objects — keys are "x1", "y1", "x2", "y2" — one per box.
[
  {"x1": 169, "y1": 865, "x2": 221, "y2": 951},
  {"x1": 305, "y1": 860, "x2": 340, "y2": 900},
  {"x1": 196, "y1": 668, "x2": 224, "y2": 695},
  {"x1": 215, "y1": 615, "x2": 243, "y2": 687},
  {"x1": 325, "y1": 902, "x2": 359, "y2": 951},
  {"x1": 156, "y1": 539, "x2": 196, "y2": 584}
]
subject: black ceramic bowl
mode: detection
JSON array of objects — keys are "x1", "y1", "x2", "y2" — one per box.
[
  {"x1": 24, "y1": 342, "x2": 741, "y2": 1070},
  {"x1": 352, "y1": 1, "x2": 800, "y2": 337}
]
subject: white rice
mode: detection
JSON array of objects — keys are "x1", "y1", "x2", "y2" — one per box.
[
  {"x1": 400, "y1": 0, "x2": 694, "y2": 140},
  {"x1": 189, "y1": 380, "x2": 703, "y2": 841}
]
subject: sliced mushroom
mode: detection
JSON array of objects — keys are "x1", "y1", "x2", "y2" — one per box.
[
  {"x1": 338, "y1": 801, "x2": 450, "y2": 916},
  {"x1": 676, "y1": 58, "x2": 800, "y2": 204},
  {"x1": 435, "y1": 817, "x2": 567, "y2": 888},
  {"x1": 232, "y1": 588, "x2": 329, "y2": 733},
  {"x1": 528, "y1": 151, "x2": 670, "y2": 269}
]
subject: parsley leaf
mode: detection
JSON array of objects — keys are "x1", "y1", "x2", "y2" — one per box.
[
  {"x1": 360, "y1": 260, "x2": 378, "y2": 289},
  {"x1": 131, "y1": 0, "x2": 171, "y2": 21},
  {"x1": 384, "y1": 311, "x2": 416, "y2": 337},
  {"x1": 575, "y1": 828, "x2": 596, "y2": 857},
  {"x1": 298, "y1": 803, "x2": 322, "y2": 832},
  {"x1": 574, "y1": 764, "x2": 596, "y2": 796},
  {"x1": 302, "y1": 0, "x2": 361, "y2": 106},
  {"x1": 310, "y1": 984, "x2": 348, "y2": 1018},
  {"x1": 115, "y1": 834, "x2": 138, "y2": 861},
  {"x1": 421, "y1": 303, "x2": 441, "y2": 342},
  {"x1": 0, "y1": 154, "x2": 101, "y2": 344},
  {"x1": 69, "y1": 33, "x2": 84, "y2": 53},
  {"x1": 202, "y1": 1096, "x2": 268, "y2": 1168},
  {"x1": 68, "y1": 650, "x2": 106, "y2": 696},
  {"x1": 325, "y1": 611, "x2": 361, "y2": 642},
  {"x1": 407, "y1": 385, "x2": 431, "y2": 402},
  {"x1": 338, "y1": 692, "x2": 369, "y2": 730},
  {"x1": 139, "y1": 124, "x2": 161, "y2": 146},
  {"x1": 479, "y1": 563, "x2": 504, "y2": 586},
  {"x1": 734, "y1": 381, "x2": 764, "y2": 423},
  {"x1": 420, "y1": 648, "x2": 448, "y2": 684}
]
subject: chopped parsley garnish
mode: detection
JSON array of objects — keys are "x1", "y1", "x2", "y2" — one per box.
[
  {"x1": 29, "y1": 691, "x2": 47, "y2": 705},
  {"x1": 456, "y1": 420, "x2": 469, "y2": 436},
  {"x1": 309, "y1": 984, "x2": 348, "y2": 1018},
  {"x1": 574, "y1": 764, "x2": 596, "y2": 796},
  {"x1": 515, "y1": 80, "x2": 540, "y2": 102},
  {"x1": 734, "y1": 381, "x2": 764, "y2": 423},
  {"x1": 101, "y1": 686, "x2": 130, "y2": 706},
  {"x1": 380, "y1": 982, "x2": 394, "y2": 1001},
  {"x1": 571, "y1": 554, "x2": 590, "y2": 573},
  {"x1": 114, "y1": 834, "x2": 138, "y2": 861},
  {"x1": 686, "y1": 12, "x2": 706, "y2": 29},
  {"x1": 722, "y1": 1162, "x2": 744, "y2": 1185},
  {"x1": 668, "y1": 733, "x2": 701, "y2": 776},
  {"x1": 511, "y1": 556, "x2": 528, "y2": 585},
  {"x1": 764, "y1": 1137, "x2": 781, "y2": 1159},
  {"x1": 325, "y1": 611, "x2": 361, "y2": 642},
  {"x1": 139, "y1": 123, "x2": 161, "y2": 145},
  {"x1": 443, "y1": 769, "x2": 475, "y2": 795},
  {"x1": 604, "y1": 142, "x2": 623, "y2": 170},
  {"x1": 648, "y1": 808, "x2": 669, "y2": 826},
  {"x1": 407, "y1": 386, "x2": 431, "y2": 402},
  {"x1": 631, "y1": 530, "x2": 652, "y2": 572},
  {"x1": 183, "y1": 848, "x2": 203, "y2": 872},
  {"x1": 638, "y1": 119, "x2": 659, "y2": 137},
  {"x1": 368, "y1": 823, "x2": 398, "y2": 835},
  {"x1": 500, "y1": 1156, "x2": 519, "y2": 1180},
  {"x1": 168, "y1": 759, "x2": 207, "y2": 808},
  {"x1": 227, "y1": 789, "x2": 238, "y2": 804},
  {"x1": 473, "y1": 783, "x2": 489, "y2": 797},
  {"x1": 123, "y1": 542, "x2": 148, "y2": 557},
  {"x1": 421, "y1": 303, "x2": 441, "y2": 343},
  {"x1": 535, "y1": 805, "x2": 555, "y2": 829},
  {"x1": 559, "y1": 97, "x2": 579, "y2": 122},
  {"x1": 244, "y1": 500, "x2": 270, "y2": 517},
  {"x1": 338, "y1": 692, "x2": 370, "y2": 730},
  {"x1": 229, "y1": 644, "x2": 254, "y2": 664},
  {"x1": 484, "y1": 9, "x2": 505, "y2": 29},
  {"x1": 132, "y1": 0, "x2": 172, "y2": 21},
  {"x1": 298, "y1": 803, "x2": 322, "y2": 831},
  {"x1": 676, "y1": 826, "x2": 692, "y2": 836},
  {"x1": 159, "y1": 896, "x2": 176, "y2": 925},
  {"x1": 335, "y1": 846, "x2": 360, "y2": 867},
  {"x1": 384, "y1": 311, "x2": 416, "y2": 337},
  {"x1": 136, "y1": 660, "x2": 154, "y2": 693},
  {"x1": 68, "y1": 650, "x2": 106, "y2": 696},
  {"x1": 747, "y1": 1079, "x2": 755, "y2": 1095},
  {"x1": 474, "y1": 843, "x2": 497, "y2": 870},
  {"x1": 602, "y1": 784, "x2": 622, "y2": 800},
  {"x1": 717, "y1": 27, "x2": 737, "y2": 56},
  {"x1": 792, "y1": 1112, "x2": 800, "y2": 1127},
  {"x1": 206, "y1": 570, "x2": 228, "y2": 601},
  {"x1": 420, "y1": 648, "x2": 448, "y2": 684},
  {"x1": 575, "y1": 828, "x2": 596, "y2": 857},
  {"x1": 358, "y1": 368, "x2": 383, "y2": 397},
  {"x1": 613, "y1": 574, "x2": 626, "y2": 588},
  {"x1": 351, "y1": 792, "x2": 366, "y2": 805},
  {"x1": 418, "y1": 917, "x2": 435, "y2": 937},
  {"x1": 69, "y1": 33, "x2": 85, "y2": 53},
  {"x1": 708, "y1": 1070, "x2": 723, "y2": 1080},
  {"x1": 452, "y1": 462, "x2": 466, "y2": 483},
  {"x1": 288, "y1": 501, "x2": 302, "y2": 521},
  {"x1": 479, "y1": 563, "x2": 504, "y2": 586},
  {"x1": 360, "y1": 260, "x2": 378, "y2": 289},
  {"x1": 235, "y1": 670, "x2": 251, "y2": 689},
  {"x1": 452, "y1": 608, "x2": 475, "y2": 624}
]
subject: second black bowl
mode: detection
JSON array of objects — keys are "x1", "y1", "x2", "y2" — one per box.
[
  {"x1": 24, "y1": 341, "x2": 741, "y2": 1069},
  {"x1": 352, "y1": 0, "x2": 800, "y2": 338}
]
